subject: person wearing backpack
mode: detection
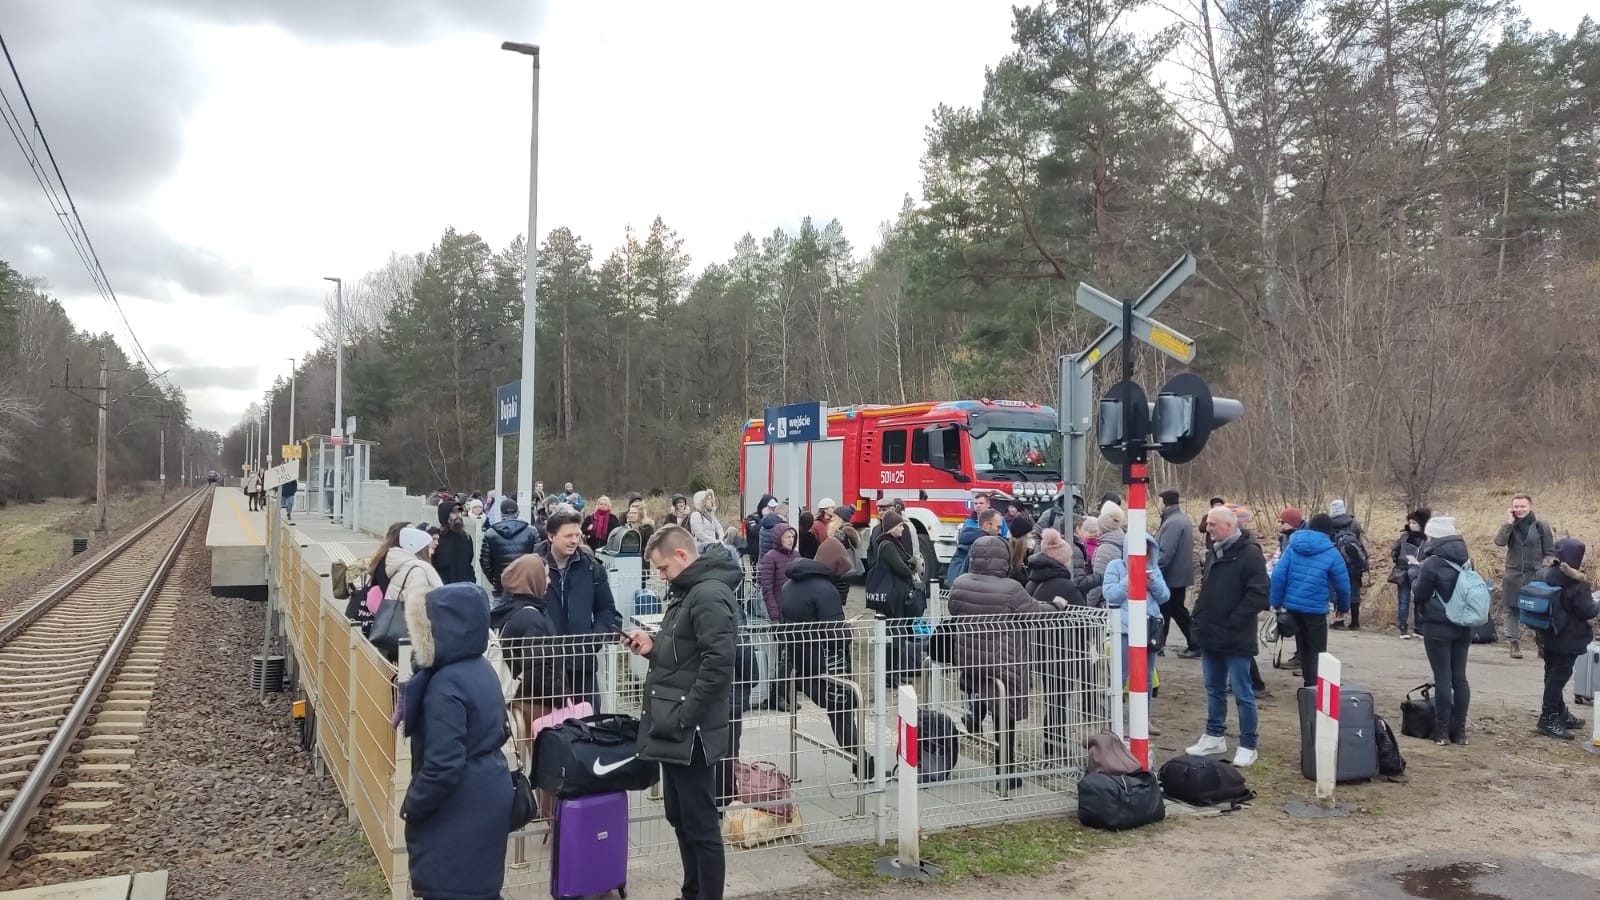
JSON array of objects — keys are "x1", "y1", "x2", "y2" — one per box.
[
  {"x1": 1327, "y1": 499, "x2": 1369, "y2": 630},
  {"x1": 1495, "y1": 493, "x2": 1556, "y2": 660},
  {"x1": 1409, "y1": 515, "x2": 1474, "y2": 745},
  {"x1": 1530, "y1": 539, "x2": 1600, "y2": 740}
]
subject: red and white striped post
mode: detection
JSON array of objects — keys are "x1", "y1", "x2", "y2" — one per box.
[
  {"x1": 895, "y1": 684, "x2": 921, "y2": 868},
  {"x1": 1125, "y1": 462, "x2": 1151, "y2": 769},
  {"x1": 1314, "y1": 652, "x2": 1341, "y2": 801}
]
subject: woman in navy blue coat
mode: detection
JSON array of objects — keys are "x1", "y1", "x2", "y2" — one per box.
[{"x1": 401, "y1": 582, "x2": 513, "y2": 900}]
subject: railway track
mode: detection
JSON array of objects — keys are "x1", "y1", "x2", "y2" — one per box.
[{"x1": 0, "y1": 489, "x2": 209, "y2": 875}]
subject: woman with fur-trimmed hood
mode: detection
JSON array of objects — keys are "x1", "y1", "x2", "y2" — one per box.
[
  {"x1": 400, "y1": 582, "x2": 513, "y2": 900},
  {"x1": 1532, "y1": 539, "x2": 1600, "y2": 740}
]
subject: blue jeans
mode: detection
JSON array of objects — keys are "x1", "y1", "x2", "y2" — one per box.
[
  {"x1": 1396, "y1": 581, "x2": 1413, "y2": 632},
  {"x1": 1120, "y1": 636, "x2": 1158, "y2": 702},
  {"x1": 1202, "y1": 651, "x2": 1257, "y2": 749}
]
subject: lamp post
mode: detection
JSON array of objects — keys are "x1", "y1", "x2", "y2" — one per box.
[
  {"x1": 502, "y1": 40, "x2": 539, "y2": 523},
  {"x1": 323, "y1": 276, "x2": 344, "y2": 524},
  {"x1": 285, "y1": 358, "x2": 297, "y2": 456}
]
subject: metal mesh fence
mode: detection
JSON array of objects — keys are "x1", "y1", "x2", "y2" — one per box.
[{"x1": 494, "y1": 585, "x2": 1112, "y2": 895}]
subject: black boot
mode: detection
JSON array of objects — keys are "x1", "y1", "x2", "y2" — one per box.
[
  {"x1": 1538, "y1": 712, "x2": 1575, "y2": 741},
  {"x1": 1449, "y1": 724, "x2": 1468, "y2": 745},
  {"x1": 1563, "y1": 711, "x2": 1585, "y2": 731}
]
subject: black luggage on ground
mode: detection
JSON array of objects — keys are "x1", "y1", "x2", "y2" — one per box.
[
  {"x1": 1077, "y1": 770, "x2": 1166, "y2": 831},
  {"x1": 1400, "y1": 683, "x2": 1436, "y2": 739},
  {"x1": 1156, "y1": 754, "x2": 1252, "y2": 807},
  {"x1": 1470, "y1": 618, "x2": 1498, "y2": 644},
  {"x1": 1297, "y1": 684, "x2": 1379, "y2": 783},
  {"x1": 916, "y1": 710, "x2": 960, "y2": 783},
  {"x1": 1374, "y1": 715, "x2": 1406, "y2": 776},
  {"x1": 533, "y1": 715, "x2": 661, "y2": 798}
]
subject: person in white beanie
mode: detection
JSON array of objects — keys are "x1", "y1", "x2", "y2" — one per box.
[
  {"x1": 1088, "y1": 502, "x2": 1127, "y2": 605},
  {"x1": 1408, "y1": 514, "x2": 1474, "y2": 745}
]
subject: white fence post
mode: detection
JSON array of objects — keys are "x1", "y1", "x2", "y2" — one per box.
[
  {"x1": 874, "y1": 682, "x2": 938, "y2": 880},
  {"x1": 1315, "y1": 652, "x2": 1341, "y2": 802}
]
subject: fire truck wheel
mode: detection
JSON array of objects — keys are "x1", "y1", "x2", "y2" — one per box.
[{"x1": 917, "y1": 533, "x2": 939, "y2": 593}]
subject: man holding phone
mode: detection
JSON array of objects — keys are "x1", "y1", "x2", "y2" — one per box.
[{"x1": 623, "y1": 525, "x2": 738, "y2": 900}]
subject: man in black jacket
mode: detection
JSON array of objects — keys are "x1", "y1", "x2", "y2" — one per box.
[
  {"x1": 480, "y1": 498, "x2": 539, "y2": 592},
  {"x1": 541, "y1": 508, "x2": 620, "y2": 709},
  {"x1": 1187, "y1": 505, "x2": 1270, "y2": 768},
  {"x1": 432, "y1": 501, "x2": 477, "y2": 585},
  {"x1": 625, "y1": 526, "x2": 737, "y2": 900}
]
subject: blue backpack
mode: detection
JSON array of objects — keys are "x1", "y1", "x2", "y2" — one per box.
[
  {"x1": 1517, "y1": 580, "x2": 1561, "y2": 631},
  {"x1": 1441, "y1": 560, "x2": 1491, "y2": 627}
]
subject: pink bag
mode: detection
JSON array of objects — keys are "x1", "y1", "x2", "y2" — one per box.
[
  {"x1": 530, "y1": 701, "x2": 594, "y2": 741},
  {"x1": 365, "y1": 585, "x2": 384, "y2": 615}
]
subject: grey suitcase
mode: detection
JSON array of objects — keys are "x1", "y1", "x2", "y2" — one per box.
[
  {"x1": 1298, "y1": 684, "x2": 1379, "y2": 783},
  {"x1": 1574, "y1": 641, "x2": 1600, "y2": 705}
]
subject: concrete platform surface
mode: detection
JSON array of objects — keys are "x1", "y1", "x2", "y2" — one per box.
[
  {"x1": 0, "y1": 871, "x2": 166, "y2": 900},
  {"x1": 205, "y1": 487, "x2": 265, "y2": 592}
]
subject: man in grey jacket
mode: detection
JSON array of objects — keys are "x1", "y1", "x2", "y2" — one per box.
[
  {"x1": 1156, "y1": 490, "x2": 1197, "y2": 656},
  {"x1": 1494, "y1": 492, "x2": 1555, "y2": 659}
]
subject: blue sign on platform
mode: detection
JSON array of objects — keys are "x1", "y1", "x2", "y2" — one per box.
[
  {"x1": 763, "y1": 402, "x2": 824, "y2": 444},
  {"x1": 496, "y1": 382, "x2": 521, "y2": 436}
]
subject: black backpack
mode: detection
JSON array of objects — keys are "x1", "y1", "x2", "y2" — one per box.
[
  {"x1": 917, "y1": 710, "x2": 960, "y2": 783},
  {"x1": 1334, "y1": 528, "x2": 1369, "y2": 578},
  {"x1": 1157, "y1": 754, "x2": 1253, "y2": 807},
  {"x1": 1374, "y1": 715, "x2": 1406, "y2": 776}
]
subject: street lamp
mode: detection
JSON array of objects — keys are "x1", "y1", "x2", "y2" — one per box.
[
  {"x1": 502, "y1": 40, "x2": 539, "y2": 523},
  {"x1": 323, "y1": 276, "x2": 344, "y2": 524},
  {"x1": 285, "y1": 358, "x2": 297, "y2": 457}
]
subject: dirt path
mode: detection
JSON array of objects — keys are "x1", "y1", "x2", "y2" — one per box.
[{"x1": 808, "y1": 626, "x2": 1600, "y2": 898}]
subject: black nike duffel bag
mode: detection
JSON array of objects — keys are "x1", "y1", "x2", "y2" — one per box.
[{"x1": 532, "y1": 714, "x2": 661, "y2": 798}]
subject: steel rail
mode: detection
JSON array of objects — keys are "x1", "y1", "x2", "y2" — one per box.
[{"x1": 0, "y1": 488, "x2": 208, "y2": 871}]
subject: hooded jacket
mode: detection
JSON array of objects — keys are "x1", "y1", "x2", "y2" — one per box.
[
  {"x1": 687, "y1": 491, "x2": 725, "y2": 545},
  {"x1": 1270, "y1": 529, "x2": 1353, "y2": 616},
  {"x1": 480, "y1": 517, "x2": 538, "y2": 592},
  {"x1": 400, "y1": 583, "x2": 512, "y2": 900},
  {"x1": 780, "y1": 558, "x2": 852, "y2": 707},
  {"x1": 757, "y1": 523, "x2": 799, "y2": 621},
  {"x1": 378, "y1": 547, "x2": 443, "y2": 658},
  {"x1": 1410, "y1": 534, "x2": 1473, "y2": 641},
  {"x1": 638, "y1": 552, "x2": 740, "y2": 766},
  {"x1": 432, "y1": 502, "x2": 477, "y2": 585},
  {"x1": 948, "y1": 536, "x2": 1055, "y2": 723},
  {"x1": 1024, "y1": 552, "x2": 1085, "y2": 608},
  {"x1": 1192, "y1": 532, "x2": 1270, "y2": 656},
  {"x1": 1102, "y1": 535, "x2": 1171, "y2": 631},
  {"x1": 489, "y1": 591, "x2": 561, "y2": 704},
  {"x1": 813, "y1": 535, "x2": 855, "y2": 607},
  {"x1": 1532, "y1": 542, "x2": 1599, "y2": 655},
  {"x1": 758, "y1": 511, "x2": 786, "y2": 559},
  {"x1": 1087, "y1": 528, "x2": 1126, "y2": 606}
]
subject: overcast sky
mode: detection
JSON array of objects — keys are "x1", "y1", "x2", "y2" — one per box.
[{"x1": 0, "y1": 0, "x2": 1584, "y2": 433}]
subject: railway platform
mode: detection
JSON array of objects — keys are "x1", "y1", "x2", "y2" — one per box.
[
  {"x1": 0, "y1": 871, "x2": 167, "y2": 900},
  {"x1": 202, "y1": 487, "x2": 264, "y2": 598}
]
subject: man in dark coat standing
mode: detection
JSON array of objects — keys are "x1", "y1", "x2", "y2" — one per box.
[
  {"x1": 1187, "y1": 505, "x2": 1270, "y2": 768},
  {"x1": 625, "y1": 526, "x2": 738, "y2": 900},
  {"x1": 540, "y1": 508, "x2": 620, "y2": 710},
  {"x1": 431, "y1": 501, "x2": 477, "y2": 585},
  {"x1": 1532, "y1": 538, "x2": 1600, "y2": 740},
  {"x1": 1155, "y1": 489, "x2": 1196, "y2": 655},
  {"x1": 480, "y1": 498, "x2": 539, "y2": 593},
  {"x1": 1495, "y1": 492, "x2": 1556, "y2": 659}
]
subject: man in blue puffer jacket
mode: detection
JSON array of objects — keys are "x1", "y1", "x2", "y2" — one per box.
[{"x1": 1270, "y1": 513, "x2": 1351, "y2": 688}]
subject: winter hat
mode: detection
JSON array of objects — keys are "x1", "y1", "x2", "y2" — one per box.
[
  {"x1": 437, "y1": 500, "x2": 459, "y2": 526},
  {"x1": 763, "y1": 497, "x2": 778, "y2": 512},
  {"x1": 1407, "y1": 508, "x2": 1433, "y2": 529},
  {"x1": 1079, "y1": 516, "x2": 1101, "y2": 537},
  {"x1": 398, "y1": 527, "x2": 431, "y2": 555},
  {"x1": 1098, "y1": 502, "x2": 1126, "y2": 533},
  {"x1": 1010, "y1": 513, "x2": 1036, "y2": 540},
  {"x1": 1424, "y1": 515, "x2": 1458, "y2": 541},
  {"x1": 466, "y1": 499, "x2": 484, "y2": 517},
  {"x1": 878, "y1": 510, "x2": 905, "y2": 536},
  {"x1": 1553, "y1": 538, "x2": 1586, "y2": 570},
  {"x1": 1329, "y1": 499, "x2": 1348, "y2": 518},
  {"x1": 1040, "y1": 528, "x2": 1071, "y2": 559},
  {"x1": 818, "y1": 497, "x2": 837, "y2": 514},
  {"x1": 500, "y1": 497, "x2": 518, "y2": 515},
  {"x1": 1279, "y1": 508, "x2": 1304, "y2": 529},
  {"x1": 1308, "y1": 513, "x2": 1335, "y2": 536}
]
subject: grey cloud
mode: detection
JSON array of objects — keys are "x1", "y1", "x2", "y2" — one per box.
[
  {"x1": 139, "y1": 0, "x2": 547, "y2": 44},
  {"x1": 167, "y1": 363, "x2": 261, "y2": 391}
]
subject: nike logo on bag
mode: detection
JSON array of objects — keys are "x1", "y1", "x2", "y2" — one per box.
[{"x1": 592, "y1": 755, "x2": 637, "y2": 777}]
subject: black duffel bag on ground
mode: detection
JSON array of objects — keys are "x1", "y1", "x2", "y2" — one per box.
[
  {"x1": 533, "y1": 714, "x2": 661, "y2": 798},
  {"x1": 1157, "y1": 754, "x2": 1253, "y2": 808},
  {"x1": 1400, "y1": 683, "x2": 1436, "y2": 739},
  {"x1": 1077, "y1": 770, "x2": 1165, "y2": 831}
]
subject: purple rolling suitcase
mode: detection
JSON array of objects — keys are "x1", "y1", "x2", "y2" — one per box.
[{"x1": 551, "y1": 791, "x2": 629, "y2": 899}]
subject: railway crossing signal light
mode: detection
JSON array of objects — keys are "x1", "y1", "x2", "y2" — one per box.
[{"x1": 1097, "y1": 372, "x2": 1243, "y2": 466}]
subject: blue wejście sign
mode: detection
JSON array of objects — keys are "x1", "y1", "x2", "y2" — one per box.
[
  {"x1": 496, "y1": 382, "x2": 521, "y2": 436},
  {"x1": 763, "y1": 402, "x2": 823, "y2": 444}
]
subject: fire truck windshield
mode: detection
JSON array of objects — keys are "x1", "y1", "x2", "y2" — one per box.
[{"x1": 971, "y1": 428, "x2": 1062, "y2": 478}]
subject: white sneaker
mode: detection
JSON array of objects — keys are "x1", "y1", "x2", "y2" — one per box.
[
  {"x1": 1186, "y1": 734, "x2": 1228, "y2": 757},
  {"x1": 1232, "y1": 746, "x2": 1259, "y2": 767}
]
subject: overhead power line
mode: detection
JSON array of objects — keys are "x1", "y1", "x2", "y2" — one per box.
[{"x1": 0, "y1": 28, "x2": 165, "y2": 385}]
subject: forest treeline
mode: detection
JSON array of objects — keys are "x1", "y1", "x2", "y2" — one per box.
[
  {"x1": 0, "y1": 261, "x2": 216, "y2": 502},
  {"x1": 205, "y1": 0, "x2": 1597, "y2": 512}
]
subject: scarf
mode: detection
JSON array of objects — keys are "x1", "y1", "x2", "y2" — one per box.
[
  {"x1": 592, "y1": 510, "x2": 615, "y2": 543},
  {"x1": 1515, "y1": 513, "x2": 1536, "y2": 538}
]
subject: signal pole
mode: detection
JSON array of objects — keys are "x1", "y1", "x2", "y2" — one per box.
[
  {"x1": 96, "y1": 353, "x2": 107, "y2": 532},
  {"x1": 157, "y1": 414, "x2": 168, "y2": 501}
]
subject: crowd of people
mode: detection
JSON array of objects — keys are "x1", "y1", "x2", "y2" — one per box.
[{"x1": 326, "y1": 474, "x2": 1599, "y2": 900}]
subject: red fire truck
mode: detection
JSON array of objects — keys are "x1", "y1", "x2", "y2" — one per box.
[{"x1": 739, "y1": 399, "x2": 1070, "y2": 577}]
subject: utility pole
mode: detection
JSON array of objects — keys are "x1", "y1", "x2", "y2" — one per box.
[
  {"x1": 96, "y1": 353, "x2": 108, "y2": 531},
  {"x1": 323, "y1": 276, "x2": 344, "y2": 524},
  {"x1": 265, "y1": 389, "x2": 273, "y2": 469},
  {"x1": 502, "y1": 41, "x2": 540, "y2": 522},
  {"x1": 157, "y1": 414, "x2": 168, "y2": 501},
  {"x1": 285, "y1": 358, "x2": 297, "y2": 452}
]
